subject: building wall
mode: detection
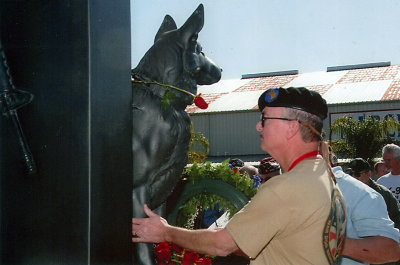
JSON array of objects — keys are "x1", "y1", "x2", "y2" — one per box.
[
  {"x1": 191, "y1": 111, "x2": 261, "y2": 157},
  {"x1": 191, "y1": 100, "x2": 400, "y2": 159}
]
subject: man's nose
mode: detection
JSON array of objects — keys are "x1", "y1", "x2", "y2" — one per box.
[{"x1": 256, "y1": 121, "x2": 263, "y2": 132}]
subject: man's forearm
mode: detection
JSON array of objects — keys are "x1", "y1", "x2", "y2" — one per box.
[
  {"x1": 342, "y1": 237, "x2": 400, "y2": 263},
  {"x1": 165, "y1": 226, "x2": 239, "y2": 257},
  {"x1": 132, "y1": 205, "x2": 240, "y2": 257}
]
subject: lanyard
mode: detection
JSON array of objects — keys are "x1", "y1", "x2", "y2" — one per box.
[{"x1": 288, "y1": 151, "x2": 320, "y2": 171}]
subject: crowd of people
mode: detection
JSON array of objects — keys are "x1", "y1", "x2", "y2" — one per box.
[{"x1": 132, "y1": 87, "x2": 400, "y2": 265}]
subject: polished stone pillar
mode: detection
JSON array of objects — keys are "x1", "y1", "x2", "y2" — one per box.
[{"x1": 0, "y1": 1, "x2": 132, "y2": 264}]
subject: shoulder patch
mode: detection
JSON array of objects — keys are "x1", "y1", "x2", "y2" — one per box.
[{"x1": 323, "y1": 186, "x2": 346, "y2": 264}]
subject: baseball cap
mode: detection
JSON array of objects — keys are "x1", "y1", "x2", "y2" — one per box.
[{"x1": 349, "y1": 158, "x2": 371, "y2": 173}]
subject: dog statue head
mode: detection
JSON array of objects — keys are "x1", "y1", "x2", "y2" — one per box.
[{"x1": 132, "y1": 4, "x2": 222, "y2": 106}]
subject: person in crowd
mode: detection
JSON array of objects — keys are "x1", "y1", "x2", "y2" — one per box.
[
  {"x1": 330, "y1": 154, "x2": 400, "y2": 264},
  {"x1": 348, "y1": 158, "x2": 400, "y2": 229},
  {"x1": 228, "y1": 158, "x2": 244, "y2": 173},
  {"x1": 377, "y1": 144, "x2": 400, "y2": 203},
  {"x1": 257, "y1": 157, "x2": 281, "y2": 183},
  {"x1": 239, "y1": 164, "x2": 258, "y2": 178},
  {"x1": 375, "y1": 160, "x2": 390, "y2": 178},
  {"x1": 132, "y1": 87, "x2": 347, "y2": 265}
]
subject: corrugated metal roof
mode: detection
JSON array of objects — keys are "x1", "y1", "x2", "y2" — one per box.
[
  {"x1": 187, "y1": 64, "x2": 400, "y2": 114},
  {"x1": 323, "y1": 80, "x2": 391, "y2": 104}
]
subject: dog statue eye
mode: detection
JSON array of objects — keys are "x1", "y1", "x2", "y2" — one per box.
[
  {"x1": 191, "y1": 34, "x2": 198, "y2": 42},
  {"x1": 196, "y1": 44, "x2": 203, "y2": 53}
]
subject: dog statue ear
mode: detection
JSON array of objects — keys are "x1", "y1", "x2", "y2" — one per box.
[
  {"x1": 179, "y1": 4, "x2": 204, "y2": 44},
  {"x1": 154, "y1": 15, "x2": 177, "y2": 43}
]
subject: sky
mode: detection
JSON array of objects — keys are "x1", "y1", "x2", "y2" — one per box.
[{"x1": 131, "y1": 0, "x2": 400, "y2": 80}]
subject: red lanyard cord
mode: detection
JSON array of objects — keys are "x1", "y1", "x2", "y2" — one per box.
[{"x1": 288, "y1": 151, "x2": 320, "y2": 171}]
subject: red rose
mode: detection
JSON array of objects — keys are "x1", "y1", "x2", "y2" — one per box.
[
  {"x1": 155, "y1": 242, "x2": 172, "y2": 261},
  {"x1": 156, "y1": 242, "x2": 170, "y2": 250},
  {"x1": 194, "y1": 94, "x2": 208, "y2": 109},
  {"x1": 196, "y1": 257, "x2": 213, "y2": 265},
  {"x1": 182, "y1": 251, "x2": 201, "y2": 265},
  {"x1": 170, "y1": 242, "x2": 183, "y2": 253}
]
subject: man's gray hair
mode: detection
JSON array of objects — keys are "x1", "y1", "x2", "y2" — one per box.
[
  {"x1": 382, "y1": 143, "x2": 400, "y2": 158},
  {"x1": 284, "y1": 108, "x2": 323, "y2": 142}
]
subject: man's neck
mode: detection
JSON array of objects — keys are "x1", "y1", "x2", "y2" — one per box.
[
  {"x1": 390, "y1": 169, "x2": 400, "y2": 175},
  {"x1": 278, "y1": 142, "x2": 320, "y2": 172}
]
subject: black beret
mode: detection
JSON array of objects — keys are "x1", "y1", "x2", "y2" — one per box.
[
  {"x1": 258, "y1": 87, "x2": 328, "y2": 120},
  {"x1": 349, "y1": 158, "x2": 371, "y2": 173}
]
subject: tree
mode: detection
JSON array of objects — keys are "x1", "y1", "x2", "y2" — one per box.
[{"x1": 330, "y1": 115, "x2": 400, "y2": 160}]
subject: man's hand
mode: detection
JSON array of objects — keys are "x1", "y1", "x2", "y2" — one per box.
[
  {"x1": 132, "y1": 204, "x2": 240, "y2": 257},
  {"x1": 132, "y1": 204, "x2": 170, "y2": 243}
]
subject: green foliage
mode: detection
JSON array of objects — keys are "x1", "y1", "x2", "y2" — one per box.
[
  {"x1": 188, "y1": 125, "x2": 210, "y2": 163},
  {"x1": 177, "y1": 193, "x2": 237, "y2": 229},
  {"x1": 185, "y1": 161, "x2": 257, "y2": 198},
  {"x1": 176, "y1": 161, "x2": 257, "y2": 228},
  {"x1": 160, "y1": 90, "x2": 176, "y2": 108},
  {"x1": 330, "y1": 115, "x2": 400, "y2": 160}
]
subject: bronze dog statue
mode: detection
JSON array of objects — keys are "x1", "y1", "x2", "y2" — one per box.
[{"x1": 131, "y1": 4, "x2": 221, "y2": 264}]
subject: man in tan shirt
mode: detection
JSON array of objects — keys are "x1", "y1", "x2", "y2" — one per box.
[{"x1": 132, "y1": 87, "x2": 346, "y2": 264}]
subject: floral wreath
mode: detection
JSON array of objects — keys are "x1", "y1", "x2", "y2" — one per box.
[{"x1": 156, "y1": 160, "x2": 258, "y2": 264}]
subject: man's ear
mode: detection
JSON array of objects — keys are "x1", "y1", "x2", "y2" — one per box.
[{"x1": 286, "y1": 120, "x2": 300, "y2": 139}]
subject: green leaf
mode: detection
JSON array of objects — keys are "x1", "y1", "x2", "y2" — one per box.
[{"x1": 160, "y1": 90, "x2": 176, "y2": 108}]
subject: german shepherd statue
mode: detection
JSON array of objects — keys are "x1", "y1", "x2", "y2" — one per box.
[{"x1": 131, "y1": 4, "x2": 222, "y2": 265}]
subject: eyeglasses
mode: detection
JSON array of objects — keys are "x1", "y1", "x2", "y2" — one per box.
[
  {"x1": 259, "y1": 115, "x2": 323, "y2": 139},
  {"x1": 260, "y1": 116, "x2": 296, "y2": 127}
]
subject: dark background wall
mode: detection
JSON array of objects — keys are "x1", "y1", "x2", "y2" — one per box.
[{"x1": 0, "y1": 1, "x2": 132, "y2": 264}]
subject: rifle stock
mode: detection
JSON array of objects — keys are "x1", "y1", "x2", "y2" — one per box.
[{"x1": 0, "y1": 40, "x2": 37, "y2": 175}]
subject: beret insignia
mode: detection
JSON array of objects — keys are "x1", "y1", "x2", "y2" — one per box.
[{"x1": 264, "y1": 88, "x2": 279, "y2": 103}]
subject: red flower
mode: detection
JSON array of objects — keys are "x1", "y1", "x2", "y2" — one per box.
[
  {"x1": 170, "y1": 242, "x2": 183, "y2": 253},
  {"x1": 194, "y1": 94, "x2": 208, "y2": 109},
  {"x1": 155, "y1": 241, "x2": 214, "y2": 265},
  {"x1": 196, "y1": 257, "x2": 213, "y2": 265},
  {"x1": 155, "y1": 242, "x2": 172, "y2": 261},
  {"x1": 182, "y1": 251, "x2": 201, "y2": 265},
  {"x1": 156, "y1": 242, "x2": 170, "y2": 250}
]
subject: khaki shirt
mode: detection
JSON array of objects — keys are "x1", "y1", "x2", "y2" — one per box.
[{"x1": 226, "y1": 158, "x2": 341, "y2": 265}]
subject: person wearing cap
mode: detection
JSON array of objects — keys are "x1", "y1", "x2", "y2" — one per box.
[
  {"x1": 330, "y1": 155, "x2": 400, "y2": 264},
  {"x1": 349, "y1": 158, "x2": 400, "y2": 230},
  {"x1": 377, "y1": 144, "x2": 400, "y2": 203},
  {"x1": 132, "y1": 87, "x2": 346, "y2": 265},
  {"x1": 257, "y1": 158, "x2": 281, "y2": 183},
  {"x1": 229, "y1": 158, "x2": 245, "y2": 173},
  {"x1": 374, "y1": 160, "x2": 390, "y2": 178}
]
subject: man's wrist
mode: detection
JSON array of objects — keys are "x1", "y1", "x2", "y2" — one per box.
[{"x1": 163, "y1": 224, "x2": 173, "y2": 242}]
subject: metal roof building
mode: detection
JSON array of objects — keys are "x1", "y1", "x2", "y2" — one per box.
[{"x1": 186, "y1": 62, "x2": 400, "y2": 162}]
